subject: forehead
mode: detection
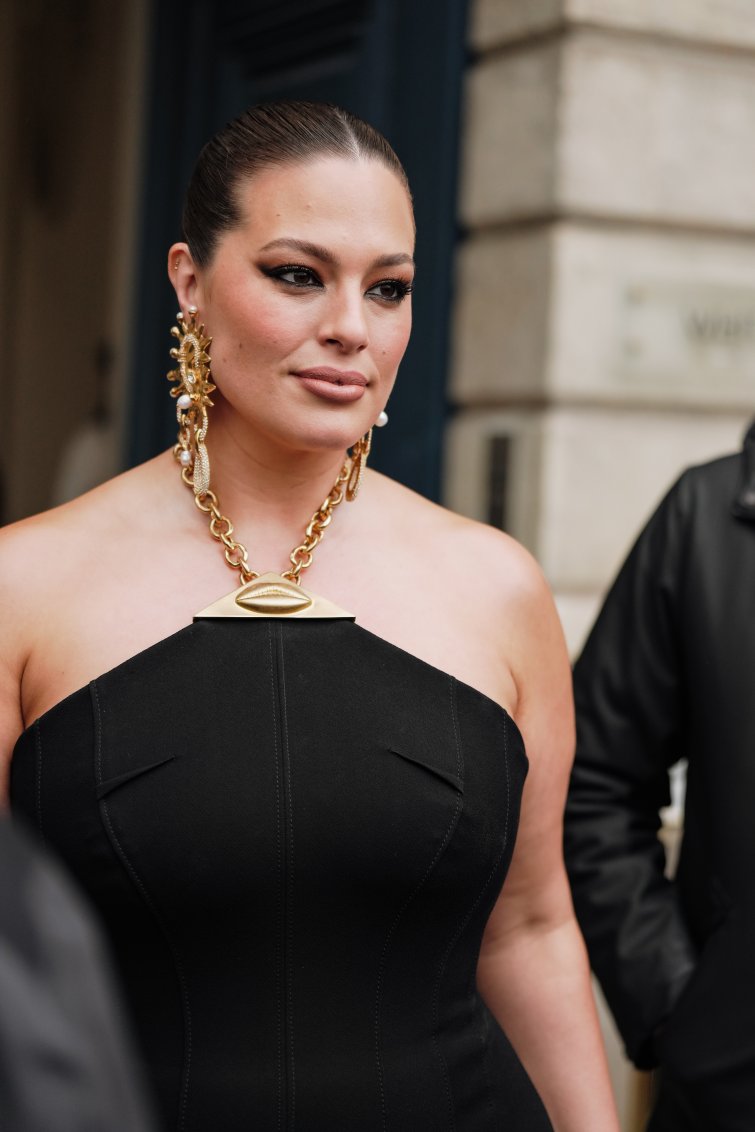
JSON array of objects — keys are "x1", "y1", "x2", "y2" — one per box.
[{"x1": 231, "y1": 156, "x2": 415, "y2": 253}]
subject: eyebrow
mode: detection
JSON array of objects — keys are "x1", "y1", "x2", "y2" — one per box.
[{"x1": 258, "y1": 238, "x2": 414, "y2": 271}]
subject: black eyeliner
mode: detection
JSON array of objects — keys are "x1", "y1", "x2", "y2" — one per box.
[{"x1": 258, "y1": 263, "x2": 321, "y2": 287}]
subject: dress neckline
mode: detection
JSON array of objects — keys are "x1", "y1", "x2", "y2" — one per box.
[{"x1": 14, "y1": 619, "x2": 521, "y2": 751}]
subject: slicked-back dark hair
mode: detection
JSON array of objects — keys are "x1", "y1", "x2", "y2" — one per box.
[{"x1": 182, "y1": 100, "x2": 411, "y2": 266}]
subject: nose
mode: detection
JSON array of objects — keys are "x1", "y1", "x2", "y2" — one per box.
[{"x1": 318, "y1": 286, "x2": 368, "y2": 353}]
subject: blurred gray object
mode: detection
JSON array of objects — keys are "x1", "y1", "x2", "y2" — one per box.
[{"x1": 0, "y1": 816, "x2": 155, "y2": 1132}]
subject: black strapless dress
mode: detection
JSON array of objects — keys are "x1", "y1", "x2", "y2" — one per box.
[{"x1": 10, "y1": 615, "x2": 552, "y2": 1131}]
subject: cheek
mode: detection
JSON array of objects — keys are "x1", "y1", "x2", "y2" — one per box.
[
  {"x1": 377, "y1": 315, "x2": 412, "y2": 368},
  {"x1": 222, "y1": 302, "x2": 299, "y2": 359}
]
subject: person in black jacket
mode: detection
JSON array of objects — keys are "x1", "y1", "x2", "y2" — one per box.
[
  {"x1": 0, "y1": 816, "x2": 155, "y2": 1132},
  {"x1": 564, "y1": 422, "x2": 755, "y2": 1132}
]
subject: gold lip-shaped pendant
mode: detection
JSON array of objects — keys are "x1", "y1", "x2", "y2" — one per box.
[
  {"x1": 194, "y1": 572, "x2": 355, "y2": 621},
  {"x1": 235, "y1": 578, "x2": 313, "y2": 614}
]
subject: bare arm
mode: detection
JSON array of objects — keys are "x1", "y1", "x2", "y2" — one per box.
[
  {"x1": 477, "y1": 550, "x2": 619, "y2": 1132},
  {"x1": 0, "y1": 578, "x2": 27, "y2": 808},
  {"x1": 0, "y1": 520, "x2": 45, "y2": 807},
  {"x1": 0, "y1": 669, "x2": 23, "y2": 806}
]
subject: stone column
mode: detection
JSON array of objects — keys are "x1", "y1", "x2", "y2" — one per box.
[
  {"x1": 447, "y1": 0, "x2": 755, "y2": 655},
  {"x1": 446, "y1": 4, "x2": 755, "y2": 1127}
]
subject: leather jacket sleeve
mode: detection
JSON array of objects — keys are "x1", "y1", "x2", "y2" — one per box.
[{"x1": 564, "y1": 475, "x2": 698, "y2": 1070}]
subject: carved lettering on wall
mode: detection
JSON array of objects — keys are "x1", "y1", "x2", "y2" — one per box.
[{"x1": 616, "y1": 281, "x2": 755, "y2": 392}]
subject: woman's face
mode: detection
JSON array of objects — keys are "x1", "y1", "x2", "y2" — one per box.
[{"x1": 176, "y1": 156, "x2": 415, "y2": 454}]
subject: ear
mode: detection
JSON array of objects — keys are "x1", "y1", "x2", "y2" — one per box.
[{"x1": 168, "y1": 243, "x2": 202, "y2": 314}]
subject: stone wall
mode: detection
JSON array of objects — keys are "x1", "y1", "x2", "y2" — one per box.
[
  {"x1": 448, "y1": 0, "x2": 755, "y2": 657},
  {"x1": 447, "y1": 2, "x2": 755, "y2": 1126}
]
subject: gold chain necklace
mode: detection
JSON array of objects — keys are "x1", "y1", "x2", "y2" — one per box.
[
  {"x1": 174, "y1": 449, "x2": 361, "y2": 586},
  {"x1": 169, "y1": 308, "x2": 372, "y2": 595}
]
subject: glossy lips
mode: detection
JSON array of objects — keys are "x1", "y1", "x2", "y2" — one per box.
[{"x1": 292, "y1": 367, "x2": 368, "y2": 403}]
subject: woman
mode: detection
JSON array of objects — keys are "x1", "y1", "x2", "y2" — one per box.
[{"x1": 0, "y1": 103, "x2": 618, "y2": 1130}]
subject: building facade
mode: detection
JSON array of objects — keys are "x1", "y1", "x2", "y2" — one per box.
[{"x1": 4, "y1": 2, "x2": 755, "y2": 1128}]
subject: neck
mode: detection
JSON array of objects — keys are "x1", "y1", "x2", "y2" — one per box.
[{"x1": 200, "y1": 401, "x2": 356, "y2": 557}]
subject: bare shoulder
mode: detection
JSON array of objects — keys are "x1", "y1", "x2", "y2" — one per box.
[
  {"x1": 0, "y1": 456, "x2": 167, "y2": 583},
  {"x1": 365, "y1": 472, "x2": 567, "y2": 704},
  {"x1": 0, "y1": 456, "x2": 175, "y2": 798},
  {"x1": 0, "y1": 504, "x2": 90, "y2": 799},
  {"x1": 0, "y1": 506, "x2": 83, "y2": 648},
  {"x1": 369, "y1": 470, "x2": 551, "y2": 612},
  {"x1": 3, "y1": 454, "x2": 183, "y2": 643},
  {"x1": 0, "y1": 465, "x2": 149, "y2": 661}
]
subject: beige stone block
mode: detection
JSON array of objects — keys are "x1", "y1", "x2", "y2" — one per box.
[
  {"x1": 444, "y1": 405, "x2": 750, "y2": 591},
  {"x1": 460, "y1": 45, "x2": 558, "y2": 226},
  {"x1": 451, "y1": 229, "x2": 552, "y2": 402},
  {"x1": 539, "y1": 406, "x2": 750, "y2": 588},
  {"x1": 549, "y1": 225, "x2": 755, "y2": 408},
  {"x1": 462, "y1": 31, "x2": 755, "y2": 231},
  {"x1": 470, "y1": 0, "x2": 755, "y2": 51},
  {"x1": 559, "y1": 32, "x2": 755, "y2": 228},
  {"x1": 444, "y1": 409, "x2": 546, "y2": 554},
  {"x1": 568, "y1": 0, "x2": 755, "y2": 49},
  {"x1": 471, "y1": 0, "x2": 561, "y2": 51},
  {"x1": 553, "y1": 591, "x2": 604, "y2": 658},
  {"x1": 451, "y1": 223, "x2": 755, "y2": 409}
]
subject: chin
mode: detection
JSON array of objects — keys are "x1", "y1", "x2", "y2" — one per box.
[
  {"x1": 216, "y1": 393, "x2": 369, "y2": 453},
  {"x1": 294, "y1": 423, "x2": 367, "y2": 454},
  {"x1": 273, "y1": 410, "x2": 373, "y2": 454}
]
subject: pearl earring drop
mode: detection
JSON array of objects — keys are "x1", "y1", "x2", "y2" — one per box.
[{"x1": 376, "y1": 410, "x2": 389, "y2": 428}]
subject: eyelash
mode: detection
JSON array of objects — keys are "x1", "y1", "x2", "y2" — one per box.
[{"x1": 261, "y1": 263, "x2": 414, "y2": 304}]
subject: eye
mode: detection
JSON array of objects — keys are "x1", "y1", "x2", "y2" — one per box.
[
  {"x1": 262, "y1": 264, "x2": 322, "y2": 288},
  {"x1": 366, "y1": 278, "x2": 414, "y2": 304}
]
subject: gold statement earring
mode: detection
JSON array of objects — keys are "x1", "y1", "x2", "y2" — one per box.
[
  {"x1": 346, "y1": 429, "x2": 373, "y2": 501},
  {"x1": 167, "y1": 306, "x2": 215, "y2": 496}
]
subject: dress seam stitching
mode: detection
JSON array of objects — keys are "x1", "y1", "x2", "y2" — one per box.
[
  {"x1": 268, "y1": 625, "x2": 285, "y2": 1132},
  {"x1": 91, "y1": 679, "x2": 193, "y2": 1132},
  {"x1": 433, "y1": 705, "x2": 513, "y2": 1130},
  {"x1": 33, "y1": 720, "x2": 46, "y2": 851},
  {"x1": 278, "y1": 624, "x2": 296, "y2": 1130},
  {"x1": 431, "y1": 678, "x2": 466, "y2": 1131},
  {"x1": 479, "y1": 716, "x2": 511, "y2": 1121},
  {"x1": 375, "y1": 675, "x2": 465, "y2": 1132}
]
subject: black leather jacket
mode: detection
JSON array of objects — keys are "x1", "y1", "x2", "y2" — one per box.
[{"x1": 565, "y1": 425, "x2": 755, "y2": 1130}]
